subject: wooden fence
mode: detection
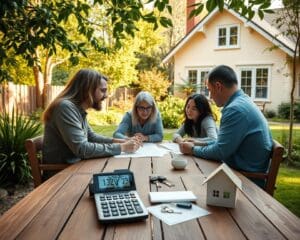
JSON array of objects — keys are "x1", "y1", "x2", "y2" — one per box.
[{"x1": 0, "y1": 83, "x2": 138, "y2": 115}]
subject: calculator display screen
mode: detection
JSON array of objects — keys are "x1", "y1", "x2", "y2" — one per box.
[{"x1": 97, "y1": 174, "x2": 132, "y2": 191}]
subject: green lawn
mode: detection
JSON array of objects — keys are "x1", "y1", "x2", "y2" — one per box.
[{"x1": 90, "y1": 123, "x2": 300, "y2": 217}]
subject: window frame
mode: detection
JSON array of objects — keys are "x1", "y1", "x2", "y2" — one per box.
[
  {"x1": 185, "y1": 67, "x2": 211, "y2": 97},
  {"x1": 237, "y1": 65, "x2": 271, "y2": 101},
  {"x1": 216, "y1": 24, "x2": 240, "y2": 49}
]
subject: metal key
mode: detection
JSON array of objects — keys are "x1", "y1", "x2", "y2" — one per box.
[
  {"x1": 157, "y1": 176, "x2": 175, "y2": 187},
  {"x1": 150, "y1": 176, "x2": 162, "y2": 188},
  {"x1": 161, "y1": 206, "x2": 182, "y2": 214}
]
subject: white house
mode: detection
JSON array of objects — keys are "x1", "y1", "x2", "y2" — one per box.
[
  {"x1": 203, "y1": 163, "x2": 242, "y2": 208},
  {"x1": 163, "y1": 4, "x2": 299, "y2": 112}
]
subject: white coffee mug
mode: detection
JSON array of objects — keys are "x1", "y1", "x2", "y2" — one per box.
[{"x1": 171, "y1": 154, "x2": 188, "y2": 170}]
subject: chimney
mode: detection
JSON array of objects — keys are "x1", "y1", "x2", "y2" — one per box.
[{"x1": 186, "y1": 0, "x2": 196, "y2": 34}]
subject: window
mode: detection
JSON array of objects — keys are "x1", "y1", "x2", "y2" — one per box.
[
  {"x1": 217, "y1": 25, "x2": 240, "y2": 48},
  {"x1": 186, "y1": 68, "x2": 210, "y2": 97},
  {"x1": 223, "y1": 191, "x2": 231, "y2": 199},
  {"x1": 188, "y1": 70, "x2": 197, "y2": 85},
  {"x1": 213, "y1": 190, "x2": 219, "y2": 197},
  {"x1": 238, "y1": 66, "x2": 270, "y2": 100}
]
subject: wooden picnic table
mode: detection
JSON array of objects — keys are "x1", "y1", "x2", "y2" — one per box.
[{"x1": 0, "y1": 150, "x2": 299, "y2": 240}]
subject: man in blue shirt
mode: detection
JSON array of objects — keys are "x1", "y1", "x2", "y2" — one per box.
[{"x1": 179, "y1": 65, "x2": 273, "y2": 184}]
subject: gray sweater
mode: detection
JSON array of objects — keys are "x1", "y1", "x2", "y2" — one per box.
[
  {"x1": 42, "y1": 99, "x2": 121, "y2": 164},
  {"x1": 173, "y1": 115, "x2": 218, "y2": 142}
]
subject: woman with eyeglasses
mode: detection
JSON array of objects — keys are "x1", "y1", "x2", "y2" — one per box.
[
  {"x1": 173, "y1": 93, "x2": 218, "y2": 146},
  {"x1": 42, "y1": 69, "x2": 141, "y2": 166},
  {"x1": 113, "y1": 91, "x2": 164, "y2": 142}
]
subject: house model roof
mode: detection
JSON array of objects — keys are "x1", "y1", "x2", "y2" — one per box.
[
  {"x1": 203, "y1": 163, "x2": 242, "y2": 190},
  {"x1": 162, "y1": 5, "x2": 296, "y2": 64}
]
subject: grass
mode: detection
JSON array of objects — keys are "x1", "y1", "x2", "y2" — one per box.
[
  {"x1": 274, "y1": 165, "x2": 300, "y2": 217},
  {"x1": 90, "y1": 123, "x2": 300, "y2": 217}
]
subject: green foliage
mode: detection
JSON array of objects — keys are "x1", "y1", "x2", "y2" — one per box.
[
  {"x1": 158, "y1": 96, "x2": 185, "y2": 128},
  {"x1": 0, "y1": 0, "x2": 173, "y2": 82},
  {"x1": 87, "y1": 109, "x2": 123, "y2": 126},
  {"x1": 0, "y1": 110, "x2": 41, "y2": 186},
  {"x1": 173, "y1": 78, "x2": 201, "y2": 97},
  {"x1": 52, "y1": 67, "x2": 70, "y2": 86},
  {"x1": 278, "y1": 102, "x2": 300, "y2": 120},
  {"x1": 264, "y1": 109, "x2": 277, "y2": 119},
  {"x1": 137, "y1": 68, "x2": 170, "y2": 101},
  {"x1": 190, "y1": 0, "x2": 273, "y2": 20}
]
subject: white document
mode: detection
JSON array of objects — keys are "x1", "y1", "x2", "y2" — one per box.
[
  {"x1": 147, "y1": 203, "x2": 210, "y2": 225},
  {"x1": 114, "y1": 143, "x2": 169, "y2": 158},
  {"x1": 149, "y1": 191, "x2": 197, "y2": 203},
  {"x1": 159, "y1": 143, "x2": 182, "y2": 155}
]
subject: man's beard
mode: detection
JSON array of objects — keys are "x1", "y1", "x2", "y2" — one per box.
[{"x1": 92, "y1": 100, "x2": 102, "y2": 111}]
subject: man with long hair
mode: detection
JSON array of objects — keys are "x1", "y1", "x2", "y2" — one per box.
[{"x1": 43, "y1": 69, "x2": 141, "y2": 165}]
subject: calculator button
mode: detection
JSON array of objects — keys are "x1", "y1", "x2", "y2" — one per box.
[
  {"x1": 104, "y1": 212, "x2": 111, "y2": 217},
  {"x1": 135, "y1": 206, "x2": 143, "y2": 213},
  {"x1": 128, "y1": 210, "x2": 135, "y2": 214},
  {"x1": 112, "y1": 211, "x2": 119, "y2": 216},
  {"x1": 120, "y1": 210, "x2": 127, "y2": 215}
]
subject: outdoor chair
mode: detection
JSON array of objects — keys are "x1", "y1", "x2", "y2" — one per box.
[
  {"x1": 241, "y1": 140, "x2": 284, "y2": 196},
  {"x1": 25, "y1": 135, "x2": 69, "y2": 188}
]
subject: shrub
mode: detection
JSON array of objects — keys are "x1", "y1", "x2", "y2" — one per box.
[
  {"x1": 158, "y1": 96, "x2": 185, "y2": 128},
  {"x1": 87, "y1": 109, "x2": 123, "y2": 126},
  {"x1": 136, "y1": 68, "x2": 170, "y2": 101},
  {"x1": 264, "y1": 109, "x2": 277, "y2": 119},
  {"x1": 0, "y1": 110, "x2": 41, "y2": 186},
  {"x1": 278, "y1": 102, "x2": 300, "y2": 120}
]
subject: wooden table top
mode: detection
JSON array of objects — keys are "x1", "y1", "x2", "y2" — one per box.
[{"x1": 0, "y1": 151, "x2": 299, "y2": 240}]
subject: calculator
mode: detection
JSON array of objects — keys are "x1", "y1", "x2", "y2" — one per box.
[{"x1": 89, "y1": 169, "x2": 148, "y2": 223}]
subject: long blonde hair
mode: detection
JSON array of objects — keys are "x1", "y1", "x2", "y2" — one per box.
[
  {"x1": 131, "y1": 91, "x2": 158, "y2": 126},
  {"x1": 43, "y1": 69, "x2": 106, "y2": 123}
]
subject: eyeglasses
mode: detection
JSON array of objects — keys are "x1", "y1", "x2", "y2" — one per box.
[{"x1": 136, "y1": 106, "x2": 153, "y2": 112}]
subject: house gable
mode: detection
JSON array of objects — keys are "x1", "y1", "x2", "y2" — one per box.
[{"x1": 162, "y1": 6, "x2": 295, "y2": 64}]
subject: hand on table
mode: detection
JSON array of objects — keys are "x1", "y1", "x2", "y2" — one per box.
[
  {"x1": 120, "y1": 138, "x2": 142, "y2": 153},
  {"x1": 134, "y1": 133, "x2": 148, "y2": 142},
  {"x1": 179, "y1": 142, "x2": 194, "y2": 155}
]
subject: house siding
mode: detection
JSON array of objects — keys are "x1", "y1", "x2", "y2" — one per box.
[{"x1": 173, "y1": 10, "x2": 295, "y2": 112}]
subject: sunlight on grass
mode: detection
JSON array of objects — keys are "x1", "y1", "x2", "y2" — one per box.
[{"x1": 274, "y1": 165, "x2": 300, "y2": 217}]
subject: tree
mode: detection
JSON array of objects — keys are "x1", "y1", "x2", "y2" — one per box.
[
  {"x1": 273, "y1": 0, "x2": 300, "y2": 164},
  {"x1": 0, "y1": 0, "x2": 173, "y2": 107}
]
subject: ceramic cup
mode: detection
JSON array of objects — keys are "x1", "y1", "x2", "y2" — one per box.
[{"x1": 171, "y1": 154, "x2": 188, "y2": 170}]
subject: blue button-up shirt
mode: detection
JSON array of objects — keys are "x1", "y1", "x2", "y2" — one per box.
[{"x1": 193, "y1": 90, "x2": 273, "y2": 173}]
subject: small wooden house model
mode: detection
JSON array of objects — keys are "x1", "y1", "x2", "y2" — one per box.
[{"x1": 203, "y1": 163, "x2": 242, "y2": 208}]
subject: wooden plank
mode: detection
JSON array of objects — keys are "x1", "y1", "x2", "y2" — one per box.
[
  {"x1": 109, "y1": 156, "x2": 153, "y2": 240},
  {"x1": 237, "y1": 173, "x2": 300, "y2": 240},
  {"x1": 16, "y1": 174, "x2": 91, "y2": 240},
  {"x1": 152, "y1": 156, "x2": 205, "y2": 240},
  {"x1": 75, "y1": 158, "x2": 109, "y2": 174},
  {"x1": 182, "y1": 175, "x2": 247, "y2": 240},
  {"x1": 0, "y1": 173, "x2": 72, "y2": 240},
  {"x1": 58, "y1": 187, "x2": 105, "y2": 240},
  {"x1": 103, "y1": 157, "x2": 131, "y2": 172},
  {"x1": 229, "y1": 191, "x2": 285, "y2": 240}
]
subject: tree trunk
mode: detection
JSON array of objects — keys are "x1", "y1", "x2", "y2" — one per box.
[
  {"x1": 32, "y1": 65, "x2": 44, "y2": 109},
  {"x1": 43, "y1": 55, "x2": 53, "y2": 108},
  {"x1": 287, "y1": 34, "x2": 300, "y2": 165}
]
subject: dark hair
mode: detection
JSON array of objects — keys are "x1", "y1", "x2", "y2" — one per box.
[
  {"x1": 183, "y1": 93, "x2": 214, "y2": 137},
  {"x1": 208, "y1": 65, "x2": 237, "y2": 88}
]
